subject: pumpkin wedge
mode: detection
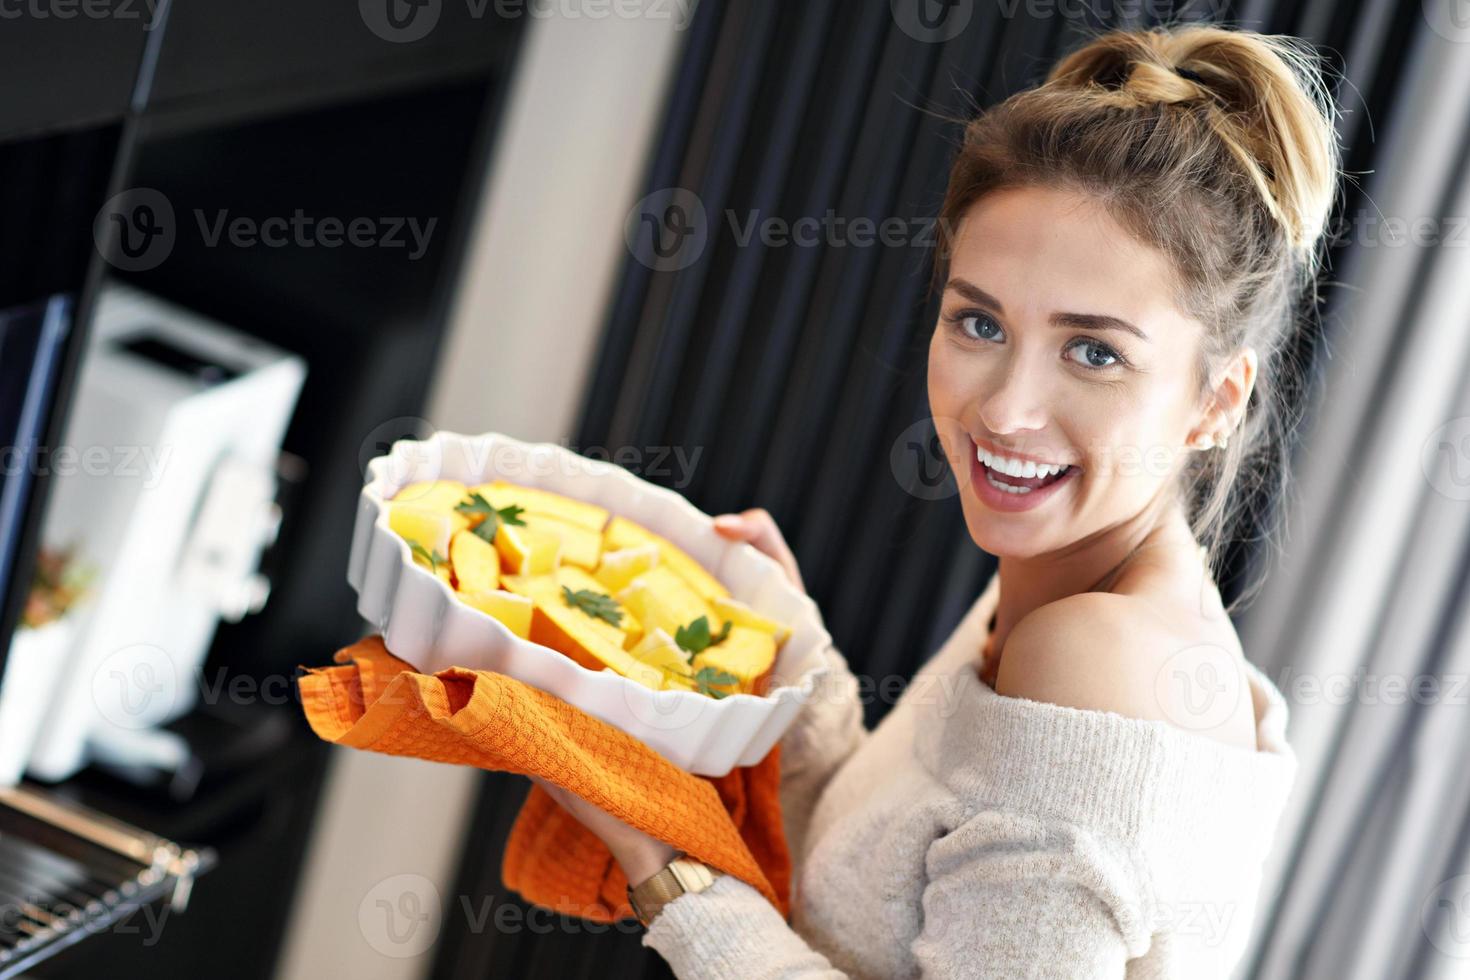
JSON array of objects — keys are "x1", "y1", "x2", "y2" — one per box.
[
  {"x1": 519, "y1": 512, "x2": 602, "y2": 569},
  {"x1": 691, "y1": 625, "x2": 777, "y2": 696},
  {"x1": 459, "y1": 588, "x2": 533, "y2": 639},
  {"x1": 603, "y1": 516, "x2": 729, "y2": 603},
  {"x1": 449, "y1": 530, "x2": 500, "y2": 593},
  {"x1": 472, "y1": 480, "x2": 610, "y2": 532}
]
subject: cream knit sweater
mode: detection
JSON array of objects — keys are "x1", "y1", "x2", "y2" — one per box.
[{"x1": 642, "y1": 570, "x2": 1297, "y2": 978}]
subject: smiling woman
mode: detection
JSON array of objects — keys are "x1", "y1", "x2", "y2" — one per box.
[{"x1": 557, "y1": 22, "x2": 1342, "y2": 980}]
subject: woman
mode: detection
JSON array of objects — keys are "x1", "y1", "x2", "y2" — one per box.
[{"x1": 534, "y1": 22, "x2": 1339, "y2": 977}]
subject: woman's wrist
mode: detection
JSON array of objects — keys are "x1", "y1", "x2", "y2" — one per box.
[{"x1": 617, "y1": 838, "x2": 680, "y2": 886}]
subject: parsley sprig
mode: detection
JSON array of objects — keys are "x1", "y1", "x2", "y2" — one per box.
[
  {"x1": 409, "y1": 541, "x2": 446, "y2": 572},
  {"x1": 455, "y1": 492, "x2": 526, "y2": 544},
  {"x1": 673, "y1": 615, "x2": 731, "y2": 658},
  {"x1": 561, "y1": 585, "x2": 624, "y2": 627},
  {"x1": 693, "y1": 665, "x2": 741, "y2": 699}
]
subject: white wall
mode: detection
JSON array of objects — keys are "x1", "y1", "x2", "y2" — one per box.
[{"x1": 273, "y1": 6, "x2": 687, "y2": 978}]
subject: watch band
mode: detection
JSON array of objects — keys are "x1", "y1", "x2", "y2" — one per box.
[{"x1": 627, "y1": 855, "x2": 721, "y2": 926}]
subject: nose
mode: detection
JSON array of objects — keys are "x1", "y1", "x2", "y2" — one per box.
[{"x1": 976, "y1": 349, "x2": 1051, "y2": 437}]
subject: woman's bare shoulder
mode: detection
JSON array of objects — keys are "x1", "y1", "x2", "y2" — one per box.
[{"x1": 992, "y1": 587, "x2": 1259, "y2": 751}]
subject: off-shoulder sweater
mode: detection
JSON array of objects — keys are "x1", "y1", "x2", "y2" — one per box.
[{"x1": 642, "y1": 569, "x2": 1297, "y2": 978}]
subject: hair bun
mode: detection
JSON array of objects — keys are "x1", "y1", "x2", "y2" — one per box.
[{"x1": 1047, "y1": 25, "x2": 1341, "y2": 254}]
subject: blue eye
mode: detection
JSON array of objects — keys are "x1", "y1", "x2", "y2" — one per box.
[
  {"x1": 952, "y1": 310, "x2": 1003, "y2": 342},
  {"x1": 1065, "y1": 339, "x2": 1123, "y2": 369}
]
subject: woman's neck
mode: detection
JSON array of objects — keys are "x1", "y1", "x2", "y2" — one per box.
[{"x1": 988, "y1": 498, "x2": 1194, "y2": 657}]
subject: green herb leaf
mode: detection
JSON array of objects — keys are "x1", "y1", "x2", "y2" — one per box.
[
  {"x1": 561, "y1": 585, "x2": 623, "y2": 627},
  {"x1": 409, "y1": 541, "x2": 446, "y2": 572},
  {"x1": 694, "y1": 666, "x2": 740, "y2": 699},
  {"x1": 457, "y1": 492, "x2": 527, "y2": 544},
  {"x1": 674, "y1": 615, "x2": 732, "y2": 658}
]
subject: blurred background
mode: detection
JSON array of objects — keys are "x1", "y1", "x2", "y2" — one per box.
[{"x1": 0, "y1": 0, "x2": 1467, "y2": 978}]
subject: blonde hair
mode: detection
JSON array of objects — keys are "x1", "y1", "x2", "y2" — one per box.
[{"x1": 932, "y1": 24, "x2": 1342, "y2": 611}]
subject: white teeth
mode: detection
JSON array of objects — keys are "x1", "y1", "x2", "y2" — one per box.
[
  {"x1": 976, "y1": 444, "x2": 1068, "y2": 480},
  {"x1": 985, "y1": 470, "x2": 1033, "y2": 494}
]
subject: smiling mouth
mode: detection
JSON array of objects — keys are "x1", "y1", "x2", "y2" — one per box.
[{"x1": 974, "y1": 443, "x2": 1077, "y2": 495}]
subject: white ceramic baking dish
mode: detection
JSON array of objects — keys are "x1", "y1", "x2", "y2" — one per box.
[{"x1": 346, "y1": 430, "x2": 833, "y2": 776}]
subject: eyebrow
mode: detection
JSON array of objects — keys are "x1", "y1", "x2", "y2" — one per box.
[{"x1": 944, "y1": 277, "x2": 1151, "y2": 343}]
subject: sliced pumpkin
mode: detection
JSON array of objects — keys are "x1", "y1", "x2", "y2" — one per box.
[
  {"x1": 394, "y1": 480, "x2": 471, "y2": 533},
  {"x1": 501, "y1": 573, "x2": 660, "y2": 688},
  {"x1": 552, "y1": 565, "x2": 643, "y2": 647},
  {"x1": 471, "y1": 480, "x2": 610, "y2": 532},
  {"x1": 603, "y1": 516, "x2": 730, "y2": 603},
  {"x1": 630, "y1": 628, "x2": 697, "y2": 691},
  {"x1": 616, "y1": 565, "x2": 715, "y2": 639},
  {"x1": 520, "y1": 512, "x2": 602, "y2": 569},
  {"x1": 593, "y1": 544, "x2": 660, "y2": 594},
  {"x1": 709, "y1": 595, "x2": 792, "y2": 646},
  {"x1": 494, "y1": 523, "x2": 562, "y2": 576},
  {"x1": 389, "y1": 503, "x2": 452, "y2": 561},
  {"x1": 459, "y1": 588, "x2": 533, "y2": 639},
  {"x1": 450, "y1": 530, "x2": 500, "y2": 593},
  {"x1": 691, "y1": 625, "x2": 777, "y2": 696}
]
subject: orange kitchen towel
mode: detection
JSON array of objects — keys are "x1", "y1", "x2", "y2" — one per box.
[{"x1": 296, "y1": 634, "x2": 791, "y2": 923}]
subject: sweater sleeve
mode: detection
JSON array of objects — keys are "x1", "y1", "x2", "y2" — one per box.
[
  {"x1": 775, "y1": 642, "x2": 868, "y2": 862},
  {"x1": 641, "y1": 809, "x2": 1149, "y2": 979}
]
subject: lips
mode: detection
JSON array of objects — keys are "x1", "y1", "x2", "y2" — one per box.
[
  {"x1": 981, "y1": 461, "x2": 1072, "y2": 492},
  {"x1": 967, "y1": 436, "x2": 1079, "y2": 512}
]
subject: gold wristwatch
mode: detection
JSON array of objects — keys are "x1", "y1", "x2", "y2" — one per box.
[{"x1": 627, "y1": 854, "x2": 721, "y2": 926}]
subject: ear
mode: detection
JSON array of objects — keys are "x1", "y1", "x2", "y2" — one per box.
[{"x1": 1189, "y1": 346, "x2": 1258, "y2": 446}]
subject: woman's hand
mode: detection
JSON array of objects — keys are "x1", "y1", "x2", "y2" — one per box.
[
  {"x1": 525, "y1": 507, "x2": 798, "y2": 889},
  {"x1": 713, "y1": 508, "x2": 805, "y2": 594},
  {"x1": 528, "y1": 776, "x2": 677, "y2": 886}
]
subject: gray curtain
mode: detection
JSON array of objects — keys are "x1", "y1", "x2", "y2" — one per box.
[{"x1": 1238, "y1": 17, "x2": 1470, "y2": 980}]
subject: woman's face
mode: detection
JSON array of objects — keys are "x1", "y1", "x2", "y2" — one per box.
[{"x1": 927, "y1": 184, "x2": 1228, "y2": 560}]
